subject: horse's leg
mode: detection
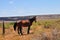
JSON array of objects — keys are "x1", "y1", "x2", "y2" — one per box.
[
  {"x1": 20, "y1": 26, "x2": 23, "y2": 35},
  {"x1": 27, "y1": 25, "x2": 30, "y2": 34},
  {"x1": 18, "y1": 27, "x2": 20, "y2": 35}
]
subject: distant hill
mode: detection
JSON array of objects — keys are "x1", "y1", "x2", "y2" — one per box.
[
  {"x1": 0, "y1": 16, "x2": 35, "y2": 21},
  {"x1": 0, "y1": 14, "x2": 60, "y2": 21},
  {"x1": 37, "y1": 14, "x2": 60, "y2": 20}
]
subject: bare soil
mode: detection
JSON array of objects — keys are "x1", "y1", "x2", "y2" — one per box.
[{"x1": 0, "y1": 25, "x2": 60, "y2": 40}]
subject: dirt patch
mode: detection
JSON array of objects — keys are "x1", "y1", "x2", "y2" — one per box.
[
  {"x1": 0, "y1": 26, "x2": 42, "y2": 40},
  {"x1": 0, "y1": 25, "x2": 60, "y2": 40}
]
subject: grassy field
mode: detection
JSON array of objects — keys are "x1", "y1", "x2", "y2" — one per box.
[{"x1": 0, "y1": 19, "x2": 60, "y2": 40}]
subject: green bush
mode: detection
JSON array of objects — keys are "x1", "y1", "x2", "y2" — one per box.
[
  {"x1": 44, "y1": 22, "x2": 51, "y2": 28},
  {"x1": 9, "y1": 22, "x2": 14, "y2": 25},
  {"x1": 0, "y1": 23, "x2": 2, "y2": 28},
  {"x1": 4, "y1": 23, "x2": 10, "y2": 29},
  {"x1": 36, "y1": 21, "x2": 41, "y2": 25}
]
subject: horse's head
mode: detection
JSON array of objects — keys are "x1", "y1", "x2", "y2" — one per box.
[
  {"x1": 34, "y1": 16, "x2": 37, "y2": 23},
  {"x1": 29, "y1": 16, "x2": 37, "y2": 23}
]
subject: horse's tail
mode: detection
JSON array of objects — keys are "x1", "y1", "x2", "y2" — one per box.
[{"x1": 13, "y1": 22, "x2": 17, "y2": 31}]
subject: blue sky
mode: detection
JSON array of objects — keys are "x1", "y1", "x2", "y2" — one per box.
[{"x1": 0, "y1": 0, "x2": 60, "y2": 17}]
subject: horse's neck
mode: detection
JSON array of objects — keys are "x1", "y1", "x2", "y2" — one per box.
[{"x1": 30, "y1": 19, "x2": 35, "y2": 23}]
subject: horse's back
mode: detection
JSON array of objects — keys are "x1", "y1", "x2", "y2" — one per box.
[{"x1": 21, "y1": 20, "x2": 30, "y2": 23}]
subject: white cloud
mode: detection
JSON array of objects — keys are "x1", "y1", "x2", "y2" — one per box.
[{"x1": 9, "y1": 1, "x2": 14, "y2": 4}]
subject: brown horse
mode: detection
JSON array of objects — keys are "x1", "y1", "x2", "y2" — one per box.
[{"x1": 13, "y1": 16, "x2": 36, "y2": 35}]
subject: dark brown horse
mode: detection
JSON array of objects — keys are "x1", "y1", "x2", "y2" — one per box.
[{"x1": 13, "y1": 16, "x2": 36, "y2": 35}]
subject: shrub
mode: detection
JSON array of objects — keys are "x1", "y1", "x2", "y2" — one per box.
[
  {"x1": 44, "y1": 22, "x2": 51, "y2": 28},
  {"x1": 0, "y1": 23, "x2": 2, "y2": 28},
  {"x1": 9, "y1": 22, "x2": 14, "y2": 25}
]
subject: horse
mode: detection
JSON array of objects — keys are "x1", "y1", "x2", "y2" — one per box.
[{"x1": 13, "y1": 16, "x2": 36, "y2": 35}]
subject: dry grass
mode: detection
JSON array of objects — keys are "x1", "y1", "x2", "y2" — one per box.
[{"x1": 0, "y1": 19, "x2": 60, "y2": 40}]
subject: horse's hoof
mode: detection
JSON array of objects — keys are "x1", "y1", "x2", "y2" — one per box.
[{"x1": 21, "y1": 33, "x2": 23, "y2": 35}]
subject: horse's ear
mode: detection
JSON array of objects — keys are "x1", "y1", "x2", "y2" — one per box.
[{"x1": 34, "y1": 16, "x2": 37, "y2": 23}]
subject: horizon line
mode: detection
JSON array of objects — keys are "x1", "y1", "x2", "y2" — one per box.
[{"x1": 0, "y1": 14, "x2": 60, "y2": 17}]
